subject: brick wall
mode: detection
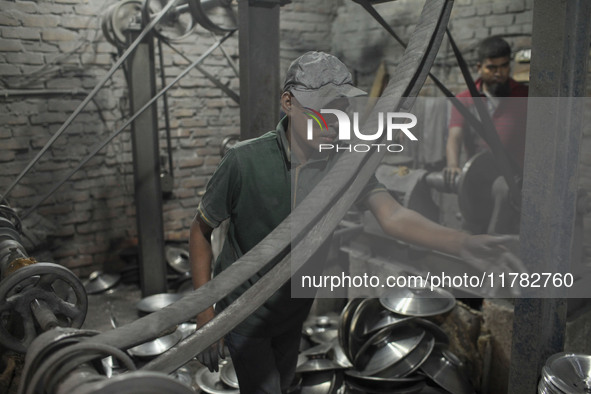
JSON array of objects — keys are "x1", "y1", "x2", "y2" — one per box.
[
  {"x1": 0, "y1": 0, "x2": 589, "y2": 276},
  {"x1": 0, "y1": 0, "x2": 241, "y2": 275}
]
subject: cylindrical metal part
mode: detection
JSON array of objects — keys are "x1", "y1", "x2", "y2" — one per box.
[
  {"x1": 31, "y1": 299, "x2": 59, "y2": 332},
  {"x1": 424, "y1": 171, "x2": 458, "y2": 194}
]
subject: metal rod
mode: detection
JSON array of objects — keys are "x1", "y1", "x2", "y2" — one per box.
[
  {"x1": 1, "y1": 0, "x2": 181, "y2": 200},
  {"x1": 212, "y1": 30, "x2": 239, "y2": 78},
  {"x1": 161, "y1": 38, "x2": 240, "y2": 104},
  {"x1": 0, "y1": 89, "x2": 89, "y2": 97},
  {"x1": 157, "y1": 38, "x2": 174, "y2": 177},
  {"x1": 30, "y1": 299, "x2": 59, "y2": 332},
  {"x1": 21, "y1": 31, "x2": 235, "y2": 220}
]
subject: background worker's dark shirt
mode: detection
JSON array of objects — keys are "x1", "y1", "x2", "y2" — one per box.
[{"x1": 197, "y1": 117, "x2": 385, "y2": 337}]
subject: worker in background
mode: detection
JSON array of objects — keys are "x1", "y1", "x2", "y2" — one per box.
[
  {"x1": 444, "y1": 36, "x2": 529, "y2": 234},
  {"x1": 190, "y1": 51, "x2": 523, "y2": 393}
]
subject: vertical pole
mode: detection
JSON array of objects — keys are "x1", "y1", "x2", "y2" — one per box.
[
  {"x1": 508, "y1": 1, "x2": 591, "y2": 393},
  {"x1": 126, "y1": 27, "x2": 167, "y2": 297},
  {"x1": 238, "y1": 0, "x2": 280, "y2": 140}
]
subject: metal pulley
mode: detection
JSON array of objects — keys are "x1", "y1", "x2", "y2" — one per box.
[
  {"x1": 0, "y1": 263, "x2": 88, "y2": 354},
  {"x1": 102, "y1": 0, "x2": 143, "y2": 48},
  {"x1": 424, "y1": 150, "x2": 500, "y2": 228},
  {"x1": 188, "y1": 0, "x2": 238, "y2": 34},
  {"x1": 142, "y1": 0, "x2": 197, "y2": 42},
  {"x1": 0, "y1": 205, "x2": 88, "y2": 353}
]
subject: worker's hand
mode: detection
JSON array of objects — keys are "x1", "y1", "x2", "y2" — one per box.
[
  {"x1": 443, "y1": 166, "x2": 461, "y2": 189},
  {"x1": 460, "y1": 234, "x2": 526, "y2": 274},
  {"x1": 459, "y1": 234, "x2": 527, "y2": 297},
  {"x1": 195, "y1": 307, "x2": 225, "y2": 372}
]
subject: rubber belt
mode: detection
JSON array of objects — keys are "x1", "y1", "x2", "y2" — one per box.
[
  {"x1": 354, "y1": 0, "x2": 523, "y2": 208},
  {"x1": 20, "y1": 0, "x2": 453, "y2": 390}
]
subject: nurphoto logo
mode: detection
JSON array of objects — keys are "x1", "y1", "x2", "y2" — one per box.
[{"x1": 306, "y1": 108, "x2": 418, "y2": 153}]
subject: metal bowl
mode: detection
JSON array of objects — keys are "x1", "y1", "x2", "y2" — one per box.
[
  {"x1": 419, "y1": 346, "x2": 474, "y2": 394},
  {"x1": 296, "y1": 358, "x2": 343, "y2": 374},
  {"x1": 128, "y1": 329, "x2": 183, "y2": 358},
  {"x1": 348, "y1": 298, "x2": 413, "y2": 361},
  {"x1": 299, "y1": 370, "x2": 343, "y2": 394},
  {"x1": 338, "y1": 298, "x2": 363, "y2": 362},
  {"x1": 177, "y1": 322, "x2": 196, "y2": 340},
  {"x1": 303, "y1": 314, "x2": 340, "y2": 337},
  {"x1": 541, "y1": 353, "x2": 591, "y2": 393},
  {"x1": 353, "y1": 324, "x2": 426, "y2": 376},
  {"x1": 350, "y1": 298, "x2": 411, "y2": 338},
  {"x1": 136, "y1": 293, "x2": 183, "y2": 314},
  {"x1": 165, "y1": 245, "x2": 191, "y2": 273},
  {"x1": 195, "y1": 367, "x2": 239, "y2": 394},
  {"x1": 84, "y1": 271, "x2": 121, "y2": 294},
  {"x1": 219, "y1": 359, "x2": 239, "y2": 389},
  {"x1": 379, "y1": 286, "x2": 456, "y2": 317},
  {"x1": 374, "y1": 332, "x2": 435, "y2": 378},
  {"x1": 327, "y1": 338, "x2": 353, "y2": 369}
]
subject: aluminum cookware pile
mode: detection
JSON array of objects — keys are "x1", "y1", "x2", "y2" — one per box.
[{"x1": 295, "y1": 287, "x2": 476, "y2": 394}]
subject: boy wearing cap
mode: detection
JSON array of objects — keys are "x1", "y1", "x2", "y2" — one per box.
[{"x1": 190, "y1": 51, "x2": 520, "y2": 393}]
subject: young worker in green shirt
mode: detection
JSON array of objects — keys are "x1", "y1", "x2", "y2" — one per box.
[{"x1": 190, "y1": 51, "x2": 521, "y2": 393}]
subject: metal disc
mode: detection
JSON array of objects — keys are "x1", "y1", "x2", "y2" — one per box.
[
  {"x1": 299, "y1": 370, "x2": 341, "y2": 394},
  {"x1": 108, "y1": 0, "x2": 143, "y2": 48},
  {"x1": 353, "y1": 325, "x2": 425, "y2": 376},
  {"x1": 296, "y1": 358, "x2": 343, "y2": 374},
  {"x1": 303, "y1": 314, "x2": 339, "y2": 345},
  {"x1": 219, "y1": 359, "x2": 239, "y2": 389},
  {"x1": 165, "y1": 245, "x2": 191, "y2": 273},
  {"x1": 327, "y1": 338, "x2": 353, "y2": 369},
  {"x1": 374, "y1": 332, "x2": 435, "y2": 378},
  {"x1": 136, "y1": 293, "x2": 183, "y2": 313},
  {"x1": 127, "y1": 328, "x2": 183, "y2": 358},
  {"x1": 195, "y1": 367, "x2": 239, "y2": 394},
  {"x1": 338, "y1": 298, "x2": 363, "y2": 363},
  {"x1": 419, "y1": 346, "x2": 474, "y2": 394},
  {"x1": 350, "y1": 297, "x2": 412, "y2": 339},
  {"x1": 0, "y1": 263, "x2": 88, "y2": 353},
  {"x1": 379, "y1": 286, "x2": 455, "y2": 317},
  {"x1": 83, "y1": 271, "x2": 121, "y2": 294},
  {"x1": 348, "y1": 299, "x2": 413, "y2": 365},
  {"x1": 543, "y1": 353, "x2": 591, "y2": 393}
]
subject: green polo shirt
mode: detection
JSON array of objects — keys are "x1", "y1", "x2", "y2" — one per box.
[{"x1": 197, "y1": 117, "x2": 385, "y2": 337}]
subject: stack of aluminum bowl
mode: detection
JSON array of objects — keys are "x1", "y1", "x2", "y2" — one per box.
[
  {"x1": 297, "y1": 313, "x2": 346, "y2": 394},
  {"x1": 538, "y1": 353, "x2": 591, "y2": 393},
  {"x1": 335, "y1": 286, "x2": 475, "y2": 394}
]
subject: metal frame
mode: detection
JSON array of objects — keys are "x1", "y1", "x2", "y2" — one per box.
[
  {"x1": 238, "y1": 0, "x2": 281, "y2": 140},
  {"x1": 125, "y1": 25, "x2": 168, "y2": 297},
  {"x1": 508, "y1": 0, "x2": 591, "y2": 393}
]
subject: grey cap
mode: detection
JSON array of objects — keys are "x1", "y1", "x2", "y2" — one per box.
[{"x1": 283, "y1": 51, "x2": 366, "y2": 108}]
